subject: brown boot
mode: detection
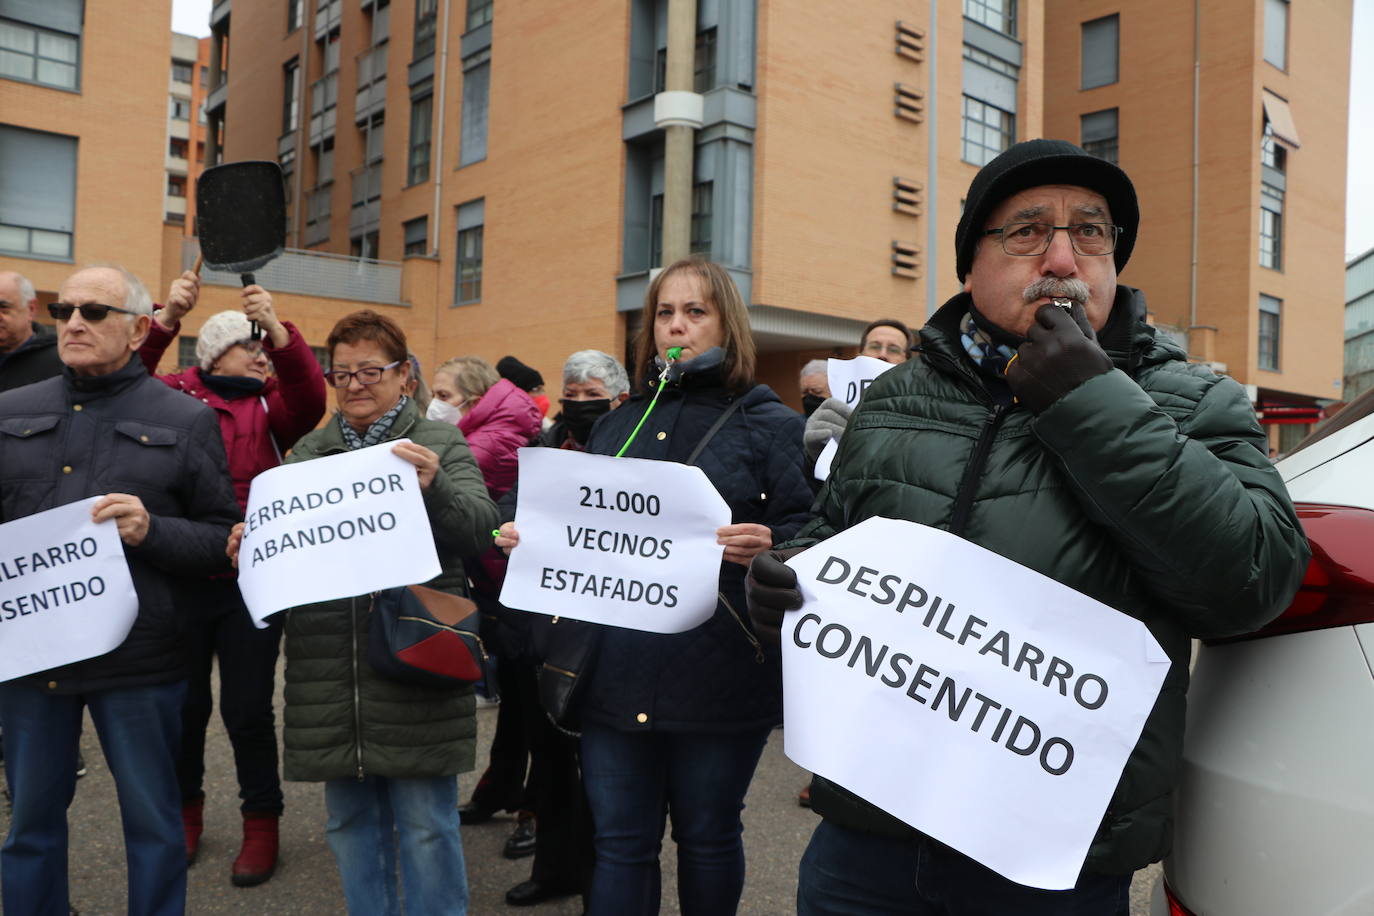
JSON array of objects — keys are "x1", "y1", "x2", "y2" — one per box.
[
  {"x1": 231, "y1": 812, "x2": 279, "y2": 887},
  {"x1": 182, "y1": 799, "x2": 205, "y2": 865}
]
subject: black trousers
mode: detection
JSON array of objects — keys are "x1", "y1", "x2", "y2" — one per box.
[
  {"x1": 176, "y1": 578, "x2": 284, "y2": 815},
  {"x1": 526, "y1": 692, "x2": 593, "y2": 890}
]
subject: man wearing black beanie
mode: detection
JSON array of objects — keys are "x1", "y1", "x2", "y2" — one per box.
[{"x1": 746, "y1": 140, "x2": 1309, "y2": 913}]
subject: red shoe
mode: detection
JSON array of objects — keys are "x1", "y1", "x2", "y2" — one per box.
[
  {"x1": 231, "y1": 813, "x2": 279, "y2": 887},
  {"x1": 182, "y1": 799, "x2": 205, "y2": 865}
]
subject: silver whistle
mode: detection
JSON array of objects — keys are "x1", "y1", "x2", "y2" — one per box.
[{"x1": 1051, "y1": 298, "x2": 1073, "y2": 312}]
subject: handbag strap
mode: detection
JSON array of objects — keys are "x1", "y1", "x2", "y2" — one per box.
[{"x1": 685, "y1": 396, "x2": 744, "y2": 467}]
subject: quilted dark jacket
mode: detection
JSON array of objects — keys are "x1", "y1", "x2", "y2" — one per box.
[
  {"x1": 793, "y1": 287, "x2": 1309, "y2": 875},
  {"x1": 279, "y1": 398, "x2": 499, "y2": 782},
  {"x1": 0, "y1": 357, "x2": 240, "y2": 692},
  {"x1": 0, "y1": 322, "x2": 63, "y2": 393},
  {"x1": 576, "y1": 362, "x2": 813, "y2": 734}
]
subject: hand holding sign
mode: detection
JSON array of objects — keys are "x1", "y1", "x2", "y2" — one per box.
[
  {"x1": 500, "y1": 448, "x2": 731, "y2": 634},
  {"x1": 717, "y1": 522, "x2": 772, "y2": 567},
  {"x1": 91, "y1": 494, "x2": 150, "y2": 546},
  {"x1": 391, "y1": 440, "x2": 440, "y2": 490}
]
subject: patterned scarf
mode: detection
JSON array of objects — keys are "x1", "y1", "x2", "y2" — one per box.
[
  {"x1": 959, "y1": 311, "x2": 1019, "y2": 379},
  {"x1": 338, "y1": 395, "x2": 410, "y2": 450}
]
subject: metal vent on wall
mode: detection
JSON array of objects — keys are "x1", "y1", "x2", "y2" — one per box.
[
  {"x1": 893, "y1": 177, "x2": 922, "y2": 216},
  {"x1": 896, "y1": 21, "x2": 925, "y2": 62},
  {"x1": 891, "y1": 241, "x2": 920, "y2": 279},
  {"x1": 894, "y1": 83, "x2": 924, "y2": 123}
]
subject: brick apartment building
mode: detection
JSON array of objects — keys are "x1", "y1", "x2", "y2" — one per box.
[{"x1": 1, "y1": 0, "x2": 1351, "y2": 448}]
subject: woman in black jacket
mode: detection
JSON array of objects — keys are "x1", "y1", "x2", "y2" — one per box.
[{"x1": 498, "y1": 259, "x2": 812, "y2": 915}]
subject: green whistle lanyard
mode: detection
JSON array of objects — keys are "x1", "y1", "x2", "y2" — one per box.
[{"x1": 615, "y1": 346, "x2": 682, "y2": 458}]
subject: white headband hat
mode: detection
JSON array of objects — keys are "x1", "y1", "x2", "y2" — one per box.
[{"x1": 194, "y1": 310, "x2": 254, "y2": 371}]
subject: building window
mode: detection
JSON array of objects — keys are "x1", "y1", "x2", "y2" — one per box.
[
  {"x1": 414, "y1": 0, "x2": 437, "y2": 60},
  {"x1": 316, "y1": 141, "x2": 334, "y2": 185},
  {"x1": 170, "y1": 96, "x2": 191, "y2": 120},
  {"x1": 172, "y1": 60, "x2": 193, "y2": 83},
  {"x1": 403, "y1": 216, "x2": 428, "y2": 255},
  {"x1": 961, "y1": 95, "x2": 1013, "y2": 166},
  {"x1": 1264, "y1": 0, "x2": 1288, "y2": 70},
  {"x1": 0, "y1": 124, "x2": 77, "y2": 259},
  {"x1": 1261, "y1": 123, "x2": 1287, "y2": 171},
  {"x1": 0, "y1": 16, "x2": 79, "y2": 90},
  {"x1": 963, "y1": 0, "x2": 1016, "y2": 37},
  {"x1": 1080, "y1": 108, "x2": 1118, "y2": 164},
  {"x1": 200, "y1": 64, "x2": 209, "y2": 87},
  {"x1": 1258, "y1": 294, "x2": 1281, "y2": 370},
  {"x1": 1081, "y1": 14, "x2": 1119, "y2": 89},
  {"x1": 459, "y1": 49, "x2": 490, "y2": 166},
  {"x1": 649, "y1": 193, "x2": 664, "y2": 268},
  {"x1": 466, "y1": 0, "x2": 492, "y2": 32},
  {"x1": 283, "y1": 59, "x2": 300, "y2": 134},
  {"x1": 408, "y1": 94, "x2": 433, "y2": 184},
  {"x1": 177, "y1": 336, "x2": 199, "y2": 370},
  {"x1": 963, "y1": 43, "x2": 1018, "y2": 78},
  {"x1": 169, "y1": 137, "x2": 189, "y2": 159},
  {"x1": 288, "y1": 0, "x2": 303, "y2": 32},
  {"x1": 653, "y1": 29, "x2": 720, "y2": 94},
  {"x1": 350, "y1": 230, "x2": 379, "y2": 260},
  {"x1": 168, "y1": 175, "x2": 187, "y2": 197},
  {"x1": 690, "y1": 181, "x2": 712, "y2": 256},
  {"x1": 1260, "y1": 184, "x2": 1283, "y2": 271},
  {"x1": 456, "y1": 199, "x2": 484, "y2": 304}
]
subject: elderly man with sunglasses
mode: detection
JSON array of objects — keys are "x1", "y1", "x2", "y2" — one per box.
[
  {"x1": 747, "y1": 140, "x2": 1309, "y2": 915},
  {"x1": 0, "y1": 265, "x2": 240, "y2": 916}
]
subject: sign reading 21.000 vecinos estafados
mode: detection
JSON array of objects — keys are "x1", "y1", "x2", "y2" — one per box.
[{"x1": 500, "y1": 448, "x2": 731, "y2": 634}]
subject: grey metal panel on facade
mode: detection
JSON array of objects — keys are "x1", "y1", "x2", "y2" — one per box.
[
  {"x1": 701, "y1": 88, "x2": 756, "y2": 129},
  {"x1": 408, "y1": 53, "x2": 435, "y2": 88},
  {"x1": 0, "y1": 125, "x2": 76, "y2": 232},
  {"x1": 962, "y1": 17, "x2": 1021, "y2": 67},
  {"x1": 461, "y1": 21, "x2": 492, "y2": 58},
  {"x1": 746, "y1": 304, "x2": 868, "y2": 349},
  {"x1": 182, "y1": 241, "x2": 403, "y2": 305},
  {"x1": 962, "y1": 57, "x2": 1017, "y2": 111},
  {"x1": 0, "y1": 0, "x2": 82, "y2": 34},
  {"x1": 1262, "y1": 163, "x2": 1286, "y2": 192}
]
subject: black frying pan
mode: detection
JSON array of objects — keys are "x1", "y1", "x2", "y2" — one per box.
[{"x1": 195, "y1": 161, "x2": 286, "y2": 340}]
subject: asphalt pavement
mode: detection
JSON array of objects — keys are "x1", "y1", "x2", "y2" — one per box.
[{"x1": 0, "y1": 694, "x2": 1158, "y2": 914}]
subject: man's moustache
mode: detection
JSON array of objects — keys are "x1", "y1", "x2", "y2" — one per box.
[{"x1": 1023, "y1": 278, "x2": 1091, "y2": 305}]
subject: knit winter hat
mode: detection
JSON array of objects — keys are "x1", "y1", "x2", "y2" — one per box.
[
  {"x1": 496, "y1": 355, "x2": 544, "y2": 392},
  {"x1": 195, "y1": 310, "x2": 254, "y2": 371},
  {"x1": 954, "y1": 138, "x2": 1139, "y2": 282}
]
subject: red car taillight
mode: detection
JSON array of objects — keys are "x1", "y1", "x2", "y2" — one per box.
[
  {"x1": 1163, "y1": 879, "x2": 1199, "y2": 916},
  {"x1": 1208, "y1": 503, "x2": 1374, "y2": 644}
]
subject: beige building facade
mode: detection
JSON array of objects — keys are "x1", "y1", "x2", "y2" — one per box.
[{"x1": 7, "y1": 0, "x2": 1341, "y2": 419}]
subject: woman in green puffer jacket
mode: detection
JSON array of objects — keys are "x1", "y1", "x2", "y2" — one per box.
[{"x1": 249, "y1": 310, "x2": 497, "y2": 916}]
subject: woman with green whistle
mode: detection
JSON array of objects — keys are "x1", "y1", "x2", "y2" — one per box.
[{"x1": 496, "y1": 258, "x2": 813, "y2": 915}]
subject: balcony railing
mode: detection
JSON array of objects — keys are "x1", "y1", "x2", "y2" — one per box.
[
  {"x1": 205, "y1": 82, "x2": 228, "y2": 115},
  {"x1": 314, "y1": 0, "x2": 341, "y2": 39},
  {"x1": 210, "y1": 0, "x2": 231, "y2": 27},
  {"x1": 183, "y1": 239, "x2": 403, "y2": 305},
  {"x1": 308, "y1": 73, "x2": 338, "y2": 146},
  {"x1": 349, "y1": 166, "x2": 382, "y2": 236},
  {"x1": 355, "y1": 44, "x2": 387, "y2": 124}
]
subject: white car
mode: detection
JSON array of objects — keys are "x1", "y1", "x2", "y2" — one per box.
[{"x1": 1154, "y1": 393, "x2": 1374, "y2": 916}]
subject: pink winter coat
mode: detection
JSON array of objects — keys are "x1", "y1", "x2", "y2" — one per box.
[
  {"x1": 139, "y1": 318, "x2": 328, "y2": 511},
  {"x1": 456, "y1": 378, "x2": 542, "y2": 500}
]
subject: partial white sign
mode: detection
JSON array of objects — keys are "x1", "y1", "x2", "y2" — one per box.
[
  {"x1": 814, "y1": 436, "x2": 839, "y2": 482},
  {"x1": 783, "y1": 516, "x2": 1169, "y2": 890},
  {"x1": 827, "y1": 355, "x2": 896, "y2": 409},
  {"x1": 0, "y1": 498, "x2": 138, "y2": 682},
  {"x1": 501, "y1": 448, "x2": 731, "y2": 633},
  {"x1": 237, "y1": 440, "x2": 440, "y2": 626}
]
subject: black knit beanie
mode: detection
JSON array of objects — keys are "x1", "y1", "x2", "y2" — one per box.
[
  {"x1": 496, "y1": 355, "x2": 544, "y2": 392},
  {"x1": 955, "y1": 139, "x2": 1139, "y2": 282}
]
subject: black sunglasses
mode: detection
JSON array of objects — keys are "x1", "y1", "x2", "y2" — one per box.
[{"x1": 47, "y1": 302, "x2": 139, "y2": 322}]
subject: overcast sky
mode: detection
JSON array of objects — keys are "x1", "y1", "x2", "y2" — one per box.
[{"x1": 170, "y1": 0, "x2": 1374, "y2": 259}]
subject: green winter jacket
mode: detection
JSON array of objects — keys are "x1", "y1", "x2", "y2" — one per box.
[
  {"x1": 796, "y1": 288, "x2": 1309, "y2": 875},
  {"x1": 280, "y1": 399, "x2": 500, "y2": 782}
]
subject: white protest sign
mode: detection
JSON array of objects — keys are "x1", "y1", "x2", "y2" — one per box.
[
  {"x1": 827, "y1": 355, "x2": 896, "y2": 409},
  {"x1": 500, "y1": 448, "x2": 731, "y2": 634},
  {"x1": 783, "y1": 517, "x2": 1169, "y2": 890},
  {"x1": 237, "y1": 440, "x2": 440, "y2": 626},
  {"x1": 814, "y1": 437, "x2": 840, "y2": 482},
  {"x1": 0, "y1": 498, "x2": 139, "y2": 682}
]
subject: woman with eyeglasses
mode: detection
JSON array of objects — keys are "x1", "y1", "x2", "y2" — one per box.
[
  {"x1": 236, "y1": 309, "x2": 497, "y2": 916},
  {"x1": 136, "y1": 272, "x2": 327, "y2": 886}
]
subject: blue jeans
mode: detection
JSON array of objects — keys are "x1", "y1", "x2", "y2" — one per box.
[
  {"x1": 324, "y1": 775, "x2": 468, "y2": 916},
  {"x1": 579, "y1": 723, "x2": 771, "y2": 916},
  {"x1": 0, "y1": 680, "x2": 188, "y2": 916},
  {"x1": 798, "y1": 820, "x2": 1131, "y2": 916}
]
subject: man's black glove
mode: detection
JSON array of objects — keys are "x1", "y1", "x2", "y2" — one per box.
[
  {"x1": 747, "y1": 547, "x2": 807, "y2": 648},
  {"x1": 1005, "y1": 301, "x2": 1114, "y2": 414}
]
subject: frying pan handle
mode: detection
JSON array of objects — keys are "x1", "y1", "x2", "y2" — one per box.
[{"x1": 240, "y1": 272, "x2": 261, "y2": 341}]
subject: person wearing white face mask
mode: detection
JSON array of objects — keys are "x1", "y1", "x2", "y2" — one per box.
[{"x1": 428, "y1": 355, "x2": 542, "y2": 501}]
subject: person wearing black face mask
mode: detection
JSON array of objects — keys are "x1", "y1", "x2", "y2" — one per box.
[
  {"x1": 137, "y1": 280, "x2": 328, "y2": 888},
  {"x1": 799, "y1": 359, "x2": 830, "y2": 418},
  {"x1": 473, "y1": 349, "x2": 630, "y2": 910}
]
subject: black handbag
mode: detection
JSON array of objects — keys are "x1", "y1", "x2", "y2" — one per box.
[{"x1": 367, "y1": 585, "x2": 488, "y2": 689}]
